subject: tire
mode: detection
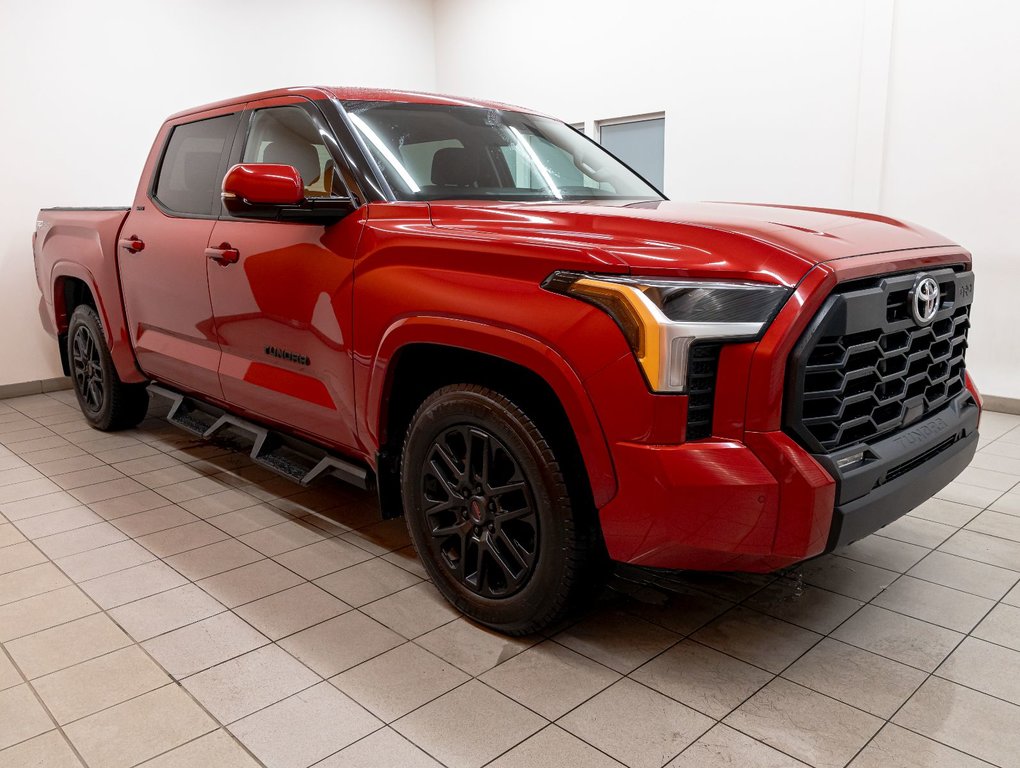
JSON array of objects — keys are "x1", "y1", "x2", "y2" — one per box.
[
  {"x1": 67, "y1": 305, "x2": 149, "y2": 431},
  {"x1": 401, "y1": 384, "x2": 594, "y2": 635}
]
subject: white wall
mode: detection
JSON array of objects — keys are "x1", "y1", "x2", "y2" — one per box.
[
  {"x1": 435, "y1": 0, "x2": 866, "y2": 205},
  {"x1": 881, "y1": 0, "x2": 1020, "y2": 400},
  {"x1": 4, "y1": 0, "x2": 1018, "y2": 400},
  {"x1": 0, "y1": 0, "x2": 436, "y2": 386},
  {"x1": 434, "y1": 0, "x2": 1020, "y2": 399}
]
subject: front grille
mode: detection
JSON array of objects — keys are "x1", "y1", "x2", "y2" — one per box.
[
  {"x1": 685, "y1": 343, "x2": 720, "y2": 440},
  {"x1": 885, "y1": 435, "x2": 959, "y2": 484},
  {"x1": 787, "y1": 266, "x2": 973, "y2": 454}
]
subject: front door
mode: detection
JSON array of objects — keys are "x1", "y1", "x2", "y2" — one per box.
[
  {"x1": 206, "y1": 99, "x2": 362, "y2": 451},
  {"x1": 120, "y1": 110, "x2": 240, "y2": 398}
]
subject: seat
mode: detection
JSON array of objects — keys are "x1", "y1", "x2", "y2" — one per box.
[
  {"x1": 430, "y1": 146, "x2": 501, "y2": 188},
  {"x1": 263, "y1": 140, "x2": 321, "y2": 191},
  {"x1": 322, "y1": 159, "x2": 339, "y2": 197}
]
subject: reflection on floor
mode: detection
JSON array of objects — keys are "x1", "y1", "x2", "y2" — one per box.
[{"x1": 1, "y1": 390, "x2": 1019, "y2": 768}]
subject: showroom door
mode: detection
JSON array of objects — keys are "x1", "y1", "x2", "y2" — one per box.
[
  {"x1": 206, "y1": 98, "x2": 362, "y2": 451},
  {"x1": 120, "y1": 110, "x2": 240, "y2": 399}
]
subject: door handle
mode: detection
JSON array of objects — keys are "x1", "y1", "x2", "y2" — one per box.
[
  {"x1": 205, "y1": 243, "x2": 240, "y2": 266},
  {"x1": 118, "y1": 236, "x2": 145, "y2": 254}
]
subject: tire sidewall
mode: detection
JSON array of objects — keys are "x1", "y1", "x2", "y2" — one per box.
[
  {"x1": 401, "y1": 388, "x2": 573, "y2": 632},
  {"x1": 68, "y1": 306, "x2": 116, "y2": 430}
]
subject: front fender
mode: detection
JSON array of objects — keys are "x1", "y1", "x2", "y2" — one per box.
[{"x1": 365, "y1": 315, "x2": 618, "y2": 507}]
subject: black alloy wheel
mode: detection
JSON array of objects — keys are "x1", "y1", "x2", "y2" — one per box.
[
  {"x1": 419, "y1": 424, "x2": 539, "y2": 598},
  {"x1": 401, "y1": 384, "x2": 599, "y2": 635},
  {"x1": 71, "y1": 324, "x2": 105, "y2": 413},
  {"x1": 66, "y1": 305, "x2": 149, "y2": 431}
]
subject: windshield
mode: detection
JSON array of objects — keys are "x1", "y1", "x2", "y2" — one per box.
[{"x1": 341, "y1": 100, "x2": 664, "y2": 202}]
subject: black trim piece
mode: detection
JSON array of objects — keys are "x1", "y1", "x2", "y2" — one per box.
[
  {"x1": 814, "y1": 392, "x2": 978, "y2": 506},
  {"x1": 685, "y1": 343, "x2": 720, "y2": 440},
  {"x1": 41, "y1": 207, "x2": 130, "y2": 211},
  {"x1": 148, "y1": 384, "x2": 370, "y2": 490},
  {"x1": 826, "y1": 426, "x2": 978, "y2": 551}
]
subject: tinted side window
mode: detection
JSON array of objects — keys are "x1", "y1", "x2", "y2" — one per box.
[{"x1": 154, "y1": 114, "x2": 237, "y2": 215}]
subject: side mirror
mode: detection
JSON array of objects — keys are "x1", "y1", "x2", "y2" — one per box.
[{"x1": 221, "y1": 163, "x2": 354, "y2": 224}]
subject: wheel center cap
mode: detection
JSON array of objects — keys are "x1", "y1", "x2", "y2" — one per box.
[{"x1": 468, "y1": 496, "x2": 486, "y2": 525}]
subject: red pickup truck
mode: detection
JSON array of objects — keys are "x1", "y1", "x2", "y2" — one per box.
[{"x1": 33, "y1": 86, "x2": 980, "y2": 633}]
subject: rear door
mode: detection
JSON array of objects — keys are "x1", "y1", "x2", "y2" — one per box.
[
  {"x1": 205, "y1": 96, "x2": 363, "y2": 451},
  {"x1": 120, "y1": 108, "x2": 240, "y2": 398}
]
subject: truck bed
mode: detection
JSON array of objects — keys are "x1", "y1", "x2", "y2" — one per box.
[{"x1": 34, "y1": 206, "x2": 142, "y2": 383}]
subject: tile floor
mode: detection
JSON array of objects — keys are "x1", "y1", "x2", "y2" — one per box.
[{"x1": 1, "y1": 390, "x2": 1019, "y2": 768}]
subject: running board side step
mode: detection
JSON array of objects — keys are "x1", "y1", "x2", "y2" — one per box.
[{"x1": 148, "y1": 384, "x2": 369, "y2": 490}]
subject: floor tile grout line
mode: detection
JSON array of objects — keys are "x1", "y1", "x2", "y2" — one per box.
[
  {"x1": 340, "y1": 724, "x2": 450, "y2": 768},
  {"x1": 842, "y1": 582, "x2": 1012, "y2": 768},
  {"x1": 0, "y1": 575, "x2": 82, "y2": 611},
  {"x1": 714, "y1": 567, "x2": 918, "y2": 764},
  {"x1": 909, "y1": 505, "x2": 989, "y2": 528},
  {"x1": 2, "y1": 512, "x2": 272, "y2": 768},
  {"x1": 884, "y1": 545, "x2": 1020, "y2": 601},
  {"x1": 0, "y1": 555, "x2": 996, "y2": 681},
  {"x1": 80, "y1": 539, "x2": 376, "y2": 627},
  {"x1": 803, "y1": 547, "x2": 1012, "y2": 601},
  {"x1": 841, "y1": 510, "x2": 1020, "y2": 553},
  {"x1": 954, "y1": 466, "x2": 1020, "y2": 487},
  {"x1": 124, "y1": 725, "x2": 270, "y2": 768},
  {"x1": 6, "y1": 413, "x2": 464, "y2": 759},
  {"x1": 0, "y1": 625, "x2": 95, "y2": 767},
  {"x1": 526, "y1": 587, "x2": 813, "y2": 762},
  {"x1": 692, "y1": 566, "x2": 927, "y2": 762},
  {"x1": 7, "y1": 397, "x2": 1020, "y2": 762},
  {"x1": 928, "y1": 664, "x2": 1020, "y2": 712},
  {"x1": 832, "y1": 558, "x2": 1015, "y2": 611},
  {"x1": 874, "y1": 722, "x2": 1004, "y2": 768},
  {"x1": 0, "y1": 409, "x2": 299, "y2": 767},
  {"x1": 839, "y1": 481, "x2": 1020, "y2": 766}
]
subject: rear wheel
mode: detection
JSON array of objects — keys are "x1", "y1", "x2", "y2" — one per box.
[
  {"x1": 67, "y1": 305, "x2": 149, "y2": 431},
  {"x1": 401, "y1": 384, "x2": 594, "y2": 635}
]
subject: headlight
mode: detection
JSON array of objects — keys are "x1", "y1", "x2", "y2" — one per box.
[{"x1": 544, "y1": 272, "x2": 789, "y2": 392}]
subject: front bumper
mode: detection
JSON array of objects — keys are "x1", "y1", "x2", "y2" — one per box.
[
  {"x1": 824, "y1": 394, "x2": 978, "y2": 550},
  {"x1": 597, "y1": 391, "x2": 979, "y2": 573},
  {"x1": 588, "y1": 250, "x2": 979, "y2": 572}
]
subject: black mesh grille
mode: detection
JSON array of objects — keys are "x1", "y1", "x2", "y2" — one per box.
[
  {"x1": 885, "y1": 435, "x2": 959, "y2": 483},
  {"x1": 788, "y1": 267, "x2": 972, "y2": 453},
  {"x1": 686, "y1": 344, "x2": 720, "y2": 440}
]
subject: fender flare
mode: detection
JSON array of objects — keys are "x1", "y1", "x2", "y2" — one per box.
[
  {"x1": 365, "y1": 315, "x2": 618, "y2": 507},
  {"x1": 50, "y1": 260, "x2": 146, "y2": 384}
]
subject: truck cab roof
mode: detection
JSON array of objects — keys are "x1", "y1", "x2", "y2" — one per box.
[{"x1": 167, "y1": 86, "x2": 533, "y2": 121}]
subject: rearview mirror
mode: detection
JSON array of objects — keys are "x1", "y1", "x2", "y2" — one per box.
[{"x1": 222, "y1": 163, "x2": 354, "y2": 224}]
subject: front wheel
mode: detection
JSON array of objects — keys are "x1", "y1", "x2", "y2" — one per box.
[
  {"x1": 67, "y1": 305, "x2": 149, "y2": 431},
  {"x1": 401, "y1": 384, "x2": 593, "y2": 635}
]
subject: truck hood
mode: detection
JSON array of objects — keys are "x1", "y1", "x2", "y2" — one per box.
[{"x1": 428, "y1": 199, "x2": 958, "y2": 286}]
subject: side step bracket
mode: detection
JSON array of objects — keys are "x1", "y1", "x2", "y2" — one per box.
[{"x1": 148, "y1": 384, "x2": 369, "y2": 490}]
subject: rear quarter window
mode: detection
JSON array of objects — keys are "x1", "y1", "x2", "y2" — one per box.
[{"x1": 154, "y1": 114, "x2": 237, "y2": 216}]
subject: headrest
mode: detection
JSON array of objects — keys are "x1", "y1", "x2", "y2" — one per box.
[
  {"x1": 183, "y1": 151, "x2": 222, "y2": 192},
  {"x1": 322, "y1": 160, "x2": 337, "y2": 196},
  {"x1": 263, "y1": 141, "x2": 320, "y2": 187},
  {"x1": 431, "y1": 147, "x2": 477, "y2": 187}
]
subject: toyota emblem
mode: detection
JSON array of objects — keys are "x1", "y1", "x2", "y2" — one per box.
[{"x1": 910, "y1": 275, "x2": 940, "y2": 325}]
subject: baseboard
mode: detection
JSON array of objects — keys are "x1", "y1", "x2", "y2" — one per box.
[
  {"x1": 0, "y1": 376, "x2": 72, "y2": 399},
  {"x1": 983, "y1": 395, "x2": 1020, "y2": 416}
]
